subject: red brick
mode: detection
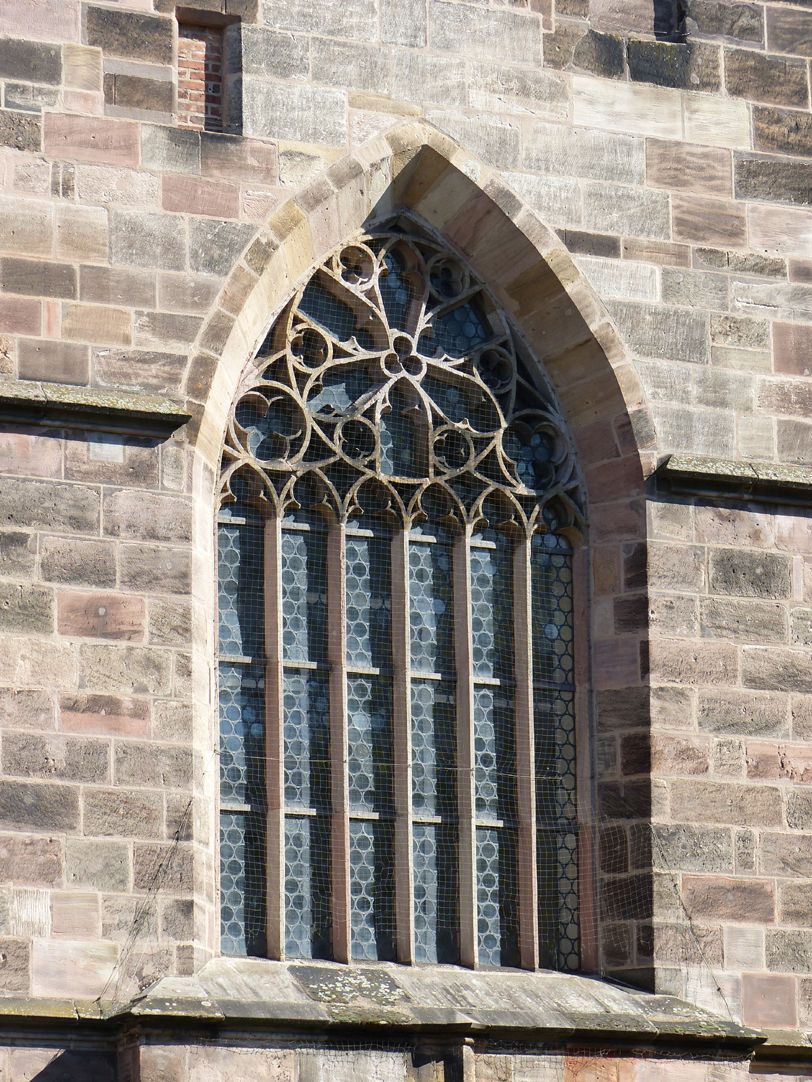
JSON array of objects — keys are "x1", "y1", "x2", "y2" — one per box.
[
  {"x1": 57, "y1": 590, "x2": 145, "y2": 641},
  {"x1": 44, "y1": 113, "x2": 139, "y2": 167}
]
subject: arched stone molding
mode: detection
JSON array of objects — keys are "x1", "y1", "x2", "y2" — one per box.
[{"x1": 185, "y1": 120, "x2": 658, "y2": 982}]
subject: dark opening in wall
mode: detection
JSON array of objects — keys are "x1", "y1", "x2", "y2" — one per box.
[
  {"x1": 653, "y1": 0, "x2": 687, "y2": 41},
  {"x1": 176, "y1": 9, "x2": 242, "y2": 134}
]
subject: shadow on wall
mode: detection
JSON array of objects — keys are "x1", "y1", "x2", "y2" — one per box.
[
  {"x1": 653, "y1": 0, "x2": 687, "y2": 40},
  {"x1": 31, "y1": 1050, "x2": 116, "y2": 1081}
]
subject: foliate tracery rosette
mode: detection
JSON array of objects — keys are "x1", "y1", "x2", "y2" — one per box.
[{"x1": 220, "y1": 215, "x2": 584, "y2": 541}]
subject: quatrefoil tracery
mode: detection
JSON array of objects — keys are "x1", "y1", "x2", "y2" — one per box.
[{"x1": 221, "y1": 218, "x2": 584, "y2": 540}]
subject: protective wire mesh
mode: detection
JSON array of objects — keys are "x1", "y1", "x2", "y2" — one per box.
[{"x1": 215, "y1": 217, "x2": 585, "y2": 969}]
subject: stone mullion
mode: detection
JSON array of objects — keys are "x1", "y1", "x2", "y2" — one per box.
[
  {"x1": 263, "y1": 512, "x2": 285, "y2": 960},
  {"x1": 514, "y1": 535, "x2": 539, "y2": 970},
  {"x1": 326, "y1": 519, "x2": 351, "y2": 963},
  {"x1": 453, "y1": 528, "x2": 477, "y2": 968},
  {"x1": 391, "y1": 528, "x2": 415, "y2": 964}
]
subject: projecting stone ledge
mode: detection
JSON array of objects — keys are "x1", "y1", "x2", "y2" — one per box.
[
  {"x1": 0, "y1": 380, "x2": 191, "y2": 437},
  {"x1": 656, "y1": 454, "x2": 812, "y2": 506},
  {"x1": 117, "y1": 959, "x2": 763, "y2": 1050}
]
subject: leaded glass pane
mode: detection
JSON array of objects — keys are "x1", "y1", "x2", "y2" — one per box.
[
  {"x1": 284, "y1": 815, "x2": 331, "y2": 960},
  {"x1": 470, "y1": 542, "x2": 513, "y2": 681},
  {"x1": 283, "y1": 672, "x2": 329, "y2": 812},
  {"x1": 218, "y1": 521, "x2": 263, "y2": 658},
  {"x1": 347, "y1": 676, "x2": 393, "y2": 815},
  {"x1": 408, "y1": 539, "x2": 453, "y2": 675},
  {"x1": 220, "y1": 810, "x2": 265, "y2": 956},
  {"x1": 411, "y1": 681, "x2": 455, "y2": 817},
  {"x1": 475, "y1": 826, "x2": 519, "y2": 967},
  {"x1": 413, "y1": 822, "x2": 458, "y2": 964},
  {"x1": 473, "y1": 686, "x2": 515, "y2": 822},
  {"x1": 281, "y1": 526, "x2": 327, "y2": 665},
  {"x1": 219, "y1": 663, "x2": 264, "y2": 807},
  {"x1": 349, "y1": 819, "x2": 396, "y2": 961},
  {"x1": 345, "y1": 533, "x2": 391, "y2": 671}
]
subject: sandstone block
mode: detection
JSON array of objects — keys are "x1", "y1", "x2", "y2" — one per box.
[
  {"x1": 742, "y1": 973, "x2": 797, "y2": 1028},
  {"x1": 698, "y1": 689, "x2": 789, "y2": 737},
  {"x1": 1, "y1": 258, "x2": 76, "y2": 300},
  {"x1": 710, "y1": 313, "x2": 770, "y2": 349},
  {"x1": 429, "y1": 112, "x2": 520, "y2": 170},
  {"x1": 0, "y1": 834, "x2": 61, "y2": 889},
  {"x1": 111, "y1": 210, "x2": 187, "y2": 271},
  {"x1": 725, "y1": 48, "x2": 809, "y2": 108},
  {"x1": 670, "y1": 779, "x2": 783, "y2": 827},
  {"x1": 661, "y1": 268, "x2": 729, "y2": 309},
  {"x1": 103, "y1": 71, "x2": 174, "y2": 114},
  {"x1": 40, "y1": 536, "x2": 115, "y2": 588},
  {"x1": 791, "y1": 608, "x2": 812, "y2": 647},
  {"x1": 141, "y1": 124, "x2": 201, "y2": 174},
  {"x1": 572, "y1": 74, "x2": 682, "y2": 138},
  {"x1": 607, "y1": 300, "x2": 709, "y2": 362},
  {"x1": 0, "y1": 110, "x2": 41, "y2": 153},
  {"x1": 115, "y1": 742, "x2": 193, "y2": 789},
  {"x1": 103, "y1": 489, "x2": 191, "y2": 544},
  {"x1": 787, "y1": 789, "x2": 812, "y2": 831},
  {"x1": 161, "y1": 897, "x2": 194, "y2": 941},
  {"x1": 724, "y1": 924, "x2": 765, "y2": 970},
  {"x1": 544, "y1": 24, "x2": 625, "y2": 80},
  {"x1": 78, "y1": 644, "x2": 173, "y2": 696},
  {"x1": 429, "y1": 1, "x2": 539, "y2": 64},
  {"x1": 0, "y1": 478, "x2": 99, "y2": 534},
  {"x1": 51, "y1": 892, "x2": 99, "y2": 938},
  {"x1": 559, "y1": 229, "x2": 621, "y2": 258},
  {"x1": 93, "y1": 347, "x2": 186, "y2": 394},
  {"x1": 84, "y1": 6, "x2": 173, "y2": 64},
  {"x1": 650, "y1": 822, "x2": 734, "y2": 873},
  {"x1": 188, "y1": 218, "x2": 254, "y2": 276},
  {"x1": 754, "y1": 106, "x2": 812, "y2": 157},
  {"x1": 0, "y1": 937, "x2": 29, "y2": 993},
  {"x1": 83, "y1": 786, "x2": 163, "y2": 839},
  {"x1": 148, "y1": 597, "x2": 192, "y2": 647},
  {"x1": 0, "y1": 581, "x2": 53, "y2": 634},
  {"x1": 735, "y1": 153, "x2": 812, "y2": 207},
  {"x1": 0, "y1": 37, "x2": 61, "y2": 83},
  {"x1": 743, "y1": 647, "x2": 812, "y2": 694},
  {"x1": 700, "y1": 597, "x2": 787, "y2": 643},
  {"x1": 32, "y1": 938, "x2": 117, "y2": 998},
  {"x1": 133, "y1": 841, "x2": 194, "y2": 892},
  {"x1": 628, "y1": 38, "x2": 720, "y2": 90},
  {"x1": 766, "y1": 5, "x2": 812, "y2": 57},
  {"x1": 778, "y1": 418, "x2": 812, "y2": 465},
  {"x1": 263, "y1": 0, "x2": 378, "y2": 39},
  {"x1": 60, "y1": 693, "x2": 149, "y2": 737},
  {"x1": 683, "y1": 92, "x2": 752, "y2": 150},
  {"x1": 709, "y1": 549, "x2": 791, "y2": 598},
  {"x1": 152, "y1": 700, "x2": 192, "y2": 742},
  {"x1": 773, "y1": 322, "x2": 812, "y2": 376},
  {"x1": 762, "y1": 831, "x2": 812, "y2": 877},
  {"x1": 3, "y1": 731, "x2": 108, "y2": 784},
  {"x1": 119, "y1": 544, "x2": 191, "y2": 594},
  {"x1": 201, "y1": 133, "x2": 277, "y2": 187},
  {"x1": 63, "y1": 42, "x2": 102, "y2": 91},
  {"x1": 80, "y1": 266, "x2": 155, "y2": 309},
  {"x1": 0, "y1": 295, "x2": 40, "y2": 335},
  {"x1": 672, "y1": 194, "x2": 747, "y2": 246},
  {"x1": 0, "y1": 531, "x2": 37, "y2": 579},
  {"x1": 381, "y1": 0, "x2": 426, "y2": 45},
  {"x1": 44, "y1": 113, "x2": 138, "y2": 167},
  {"x1": 61, "y1": 303, "x2": 131, "y2": 347},
  {"x1": 779, "y1": 881, "x2": 812, "y2": 925},
  {"x1": 133, "y1": 310, "x2": 203, "y2": 351},
  {"x1": 76, "y1": 163, "x2": 160, "y2": 208},
  {"x1": 162, "y1": 174, "x2": 240, "y2": 218},
  {"x1": 502, "y1": 172, "x2": 583, "y2": 228},
  {"x1": 243, "y1": 79, "x2": 346, "y2": 145},
  {"x1": 621, "y1": 237, "x2": 691, "y2": 266},
  {"x1": 55, "y1": 205, "x2": 108, "y2": 264},
  {"x1": 645, "y1": 139, "x2": 731, "y2": 196},
  {"x1": 57, "y1": 590, "x2": 145, "y2": 642},
  {"x1": 0, "y1": 198, "x2": 52, "y2": 256},
  {"x1": 0, "y1": 688, "x2": 53, "y2": 733},
  {"x1": 0, "y1": 780, "x2": 80, "y2": 832},
  {"x1": 682, "y1": 874, "x2": 775, "y2": 922},
  {"x1": 767, "y1": 930, "x2": 812, "y2": 974},
  {"x1": 684, "y1": 0, "x2": 764, "y2": 45}
]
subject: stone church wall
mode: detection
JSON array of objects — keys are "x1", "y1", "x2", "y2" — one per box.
[{"x1": 0, "y1": 0, "x2": 809, "y2": 1072}]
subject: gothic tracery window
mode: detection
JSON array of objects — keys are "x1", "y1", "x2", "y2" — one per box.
[{"x1": 217, "y1": 216, "x2": 584, "y2": 971}]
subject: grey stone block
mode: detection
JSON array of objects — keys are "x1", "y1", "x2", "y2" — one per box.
[
  {"x1": 262, "y1": 0, "x2": 378, "y2": 39},
  {"x1": 243, "y1": 79, "x2": 347, "y2": 146},
  {"x1": 0, "y1": 781, "x2": 80, "y2": 833},
  {"x1": 111, "y1": 210, "x2": 187, "y2": 272},
  {"x1": 430, "y1": 1, "x2": 540, "y2": 64},
  {"x1": 65, "y1": 838, "x2": 130, "y2": 892},
  {"x1": 141, "y1": 124, "x2": 201, "y2": 174},
  {"x1": 608, "y1": 301, "x2": 710, "y2": 363},
  {"x1": 0, "y1": 38, "x2": 61, "y2": 84},
  {"x1": 524, "y1": 123, "x2": 645, "y2": 183},
  {"x1": 0, "y1": 478, "x2": 99, "y2": 534},
  {"x1": 188, "y1": 218, "x2": 255, "y2": 277},
  {"x1": 84, "y1": 6, "x2": 173, "y2": 64},
  {"x1": 709, "y1": 549, "x2": 792, "y2": 598}
]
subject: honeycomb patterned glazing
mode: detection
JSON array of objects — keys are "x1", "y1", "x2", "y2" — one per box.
[
  {"x1": 284, "y1": 814, "x2": 331, "y2": 959},
  {"x1": 349, "y1": 819, "x2": 396, "y2": 961}
]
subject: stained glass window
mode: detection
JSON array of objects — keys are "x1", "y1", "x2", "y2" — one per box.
[{"x1": 217, "y1": 216, "x2": 583, "y2": 969}]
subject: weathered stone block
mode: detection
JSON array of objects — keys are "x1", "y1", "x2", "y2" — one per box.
[
  {"x1": 650, "y1": 823, "x2": 734, "y2": 873},
  {"x1": 0, "y1": 37, "x2": 61, "y2": 83},
  {"x1": 63, "y1": 42, "x2": 102, "y2": 91},
  {"x1": 766, "y1": 5, "x2": 812, "y2": 57},
  {"x1": 134, "y1": 310, "x2": 202, "y2": 351},
  {"x1": 671, "y1": 779, "x2": 783, "y2": 827},
  {"x1": 148, "y1": 598, "x2": 193, "y2": 648},
  {"x1": 111, "y1": 210, "x2": 187, "y2": 271},
  {"x1": 133, "y1": 841, "x2": 194, "y2": 892},
  {"x1": 544, "y1": 23, "x2": 625, "y2": 79},
  {"x1": 1, "y1": 258, "x2": 76, "y2": 300},
  {"x1": 103, "y1": 489, "x2": 191, "y2": 544},
  {"x1": 188, "y1": 217, "x2": 254, "y2": 276},
  {"x1": 263, "y1": 0, "x2": 377, "y2": 38},
  {"x1": 32, "y1": 938, "x2": 117, "y2": 999},
  {"x1": 672, "y1": 194, "x2": 747, "y2": 246},
  {"x1": 84, "y1": 6, "x2": 173, "y2": 64},
  {"x1": 0, "y1": 937, "x2": 29, "y2": 993},
  {"x1": 0, "y1": 780, "x2": 80, "y2": 832},
  {"x1": 243, "y1": 79, "x2": 347, "y2": 145},
  {"x1": 742, "y1": 973, "x2": 797, "y2": 1028},
  {"x1": 162, "y1": 174, "x2": 240, "y2": 219},
  {"x1": 3, "y1": 731, "x2": 108, "y2": 784},
  {"x1": 661, "y1": 268, "x2": 729, "y2": 310},
  {"x1": 0, "y1": 581, "x2": 52, "y2": 634},
  {"x1": 628, "y1": 38, "x2": 720, "y2": 90},
  {"x1": 428, "y1": 112, "x2": 520, "y2": 170},
  {"x1": 78, "y1": 644, "x2": 173, "y2": 696},
  {"x1": 767, "y1": 930, "x2": 812, "y2": 974},
  {"x1": 83, "y1": 787, "x2": 163, "y2": 839},
  {"x1": 0, "y1": 478, "x2": 99, "y2": 534},
  {"x1": 711, "y1": 313, "x2": 770, "y2": 350},
  {"x1": 743, "y1": 647, "x2": 812, "y2": 694},
  {"x1": 572, "y1": 74, "x2": 682, "y2": 138},
  {"x1": 684, "y1": 0, "x2": 764, "y2": 44},
  {"x1": 115, "y1": 743, "x2": 193, "y2": 789},
  {"x1": 698, "y1": 689, "x2": 789, "y2": 737},
  {"x1": 735, "y1": 153, "x2": 812, "y2": 207},
  {"x1": 683, "y1": 874, "x2": 775, "y2": 921},
  {"x1": 708, "y1": 549, "x2": 791, "y2": 598},
  {"x1": 646, "y1": 139, "x2": 730, "y2": 196},
  {"x1": 524, "y1": 122, "x2": 643, "y2": 183},
  {"x1": 55, "y1": 205, "x2": 108, "y2": 263},
  {"x1": 725, "y1": 47, "x2": 809, "y2": 108},
  {"x1": 0, "y1": 688, "x2": 52, "y2": 732},
  {"x1": 0, "y1": 109, "x2": 40, "y2": 152},
  {"x1": 119, "y1": 544, "x2": 192, "y2": 594},
  {"x1": 44, "y1": 113, "x2": 139, "y2": 167},
  {"x1": 141, "y1": 124, "x2": 201, "y2": 174},
  {"x1": 754, "y1": 106, "x2": 812, "y2": 157},
  {"x1": 57, "y1": 590, "x2": 145, "y2": 642},
  {"x1": 94, "y1": 347, "x2": 186, "y2": 394},
  {"x1": 607, "y1": 301, "x2": 709, "y2": 363},
  {"x1": 103, "y1": 71, "x2": 174, "y2": 113},
  {"x1": 60, "y1": 693, "x2": 149, "y2": 737},
  {"x1": 700, "y1": 598, "x2": 787, "y2": 643},
  {"x1": 381, "y1": 0, "x2": 426, "y2": 45},
  {"x1": 429, "y1": 1, "x2": 539, "y2": 63}
]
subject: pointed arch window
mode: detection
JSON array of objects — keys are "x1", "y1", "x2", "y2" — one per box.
[{"x1": 217, "y1": 216, "x2": 584, "y2": 970}]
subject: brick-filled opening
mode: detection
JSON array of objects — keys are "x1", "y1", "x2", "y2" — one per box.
[{"x1": 177, "y1": 22, "x2": 225, "y2": 132}]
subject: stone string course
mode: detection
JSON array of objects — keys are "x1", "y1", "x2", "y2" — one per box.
[{"x1": 0, "y1": 0, "x2": 808, "y2": 1074}]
